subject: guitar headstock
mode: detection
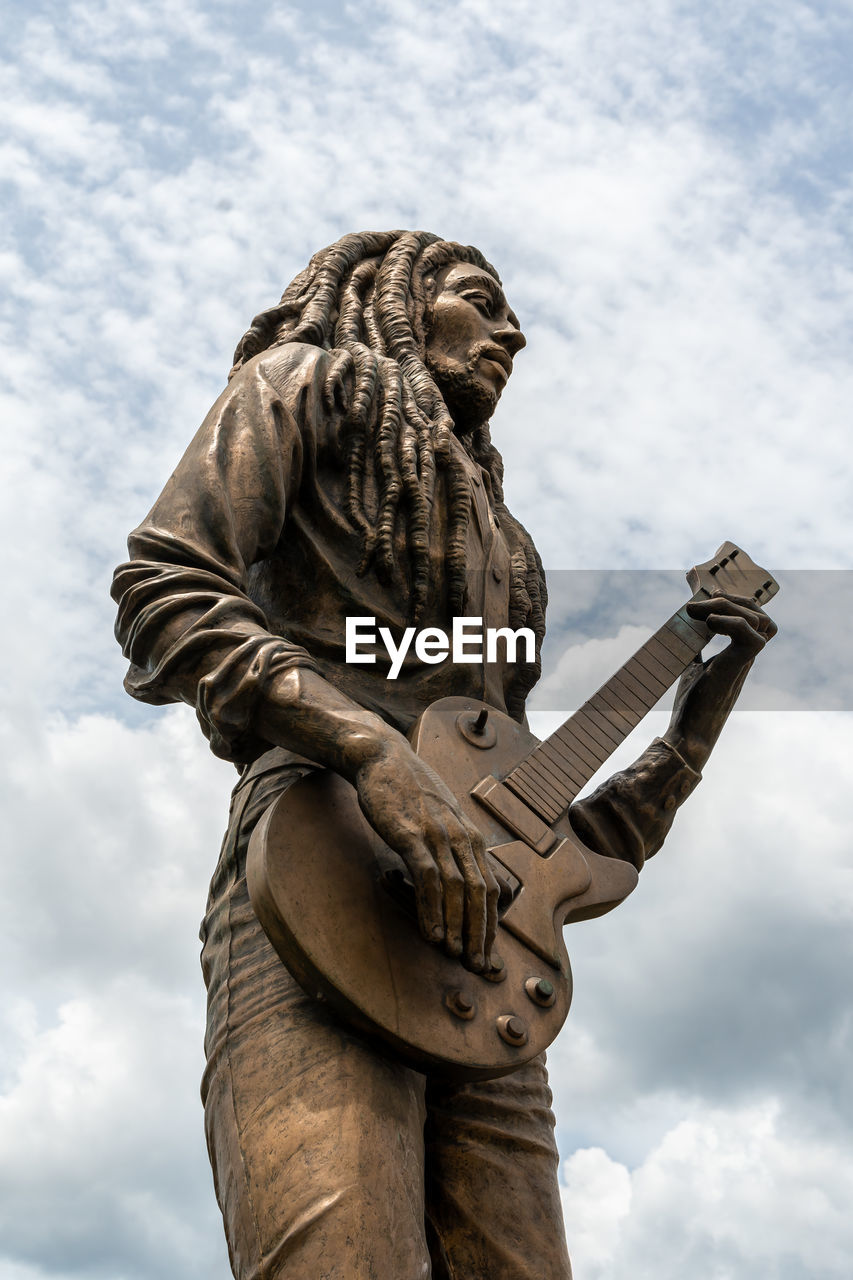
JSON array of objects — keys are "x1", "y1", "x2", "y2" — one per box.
[{"x1": 687, "y1": 542, "x2": 779, "y2": 607}]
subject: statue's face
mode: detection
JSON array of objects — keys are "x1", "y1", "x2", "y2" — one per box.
[{"x1": 424, "y1": 261, "x2": 526, "y2": 429}]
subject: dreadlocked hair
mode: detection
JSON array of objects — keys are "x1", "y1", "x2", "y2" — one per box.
[{"x1": 230, "y1": 230, "x2": 547, "y2": 719}]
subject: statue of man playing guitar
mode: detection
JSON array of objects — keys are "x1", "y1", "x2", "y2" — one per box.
[{"x1": 113, "y1": 230, "x2": 776, "y2": 1280}]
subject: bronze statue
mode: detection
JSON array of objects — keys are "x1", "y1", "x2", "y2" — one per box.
[{"x1": 112, "y1": 231, "x2": 776, "y2": 1279}]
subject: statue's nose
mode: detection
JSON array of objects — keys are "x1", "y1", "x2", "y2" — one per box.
[{"x1": 497, "y1": 323, "x2": 526, "y2": 358}]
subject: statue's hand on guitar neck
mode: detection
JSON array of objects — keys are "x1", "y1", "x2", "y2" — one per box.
[
  {"x1": 665, "y1": 590, "x2": 778, "y2": 774},
  {"x1": 351, "y1": 731, "x2": 500, "y2": 973}
]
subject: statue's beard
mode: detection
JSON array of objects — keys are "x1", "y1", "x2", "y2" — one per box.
[{"x1": 426, "y1": 347, "x2": 499, "y2": 432}]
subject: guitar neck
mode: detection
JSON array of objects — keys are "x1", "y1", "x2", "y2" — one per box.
[{"x1": 504, "y1": 603, "x2": 711, "y2": 824}]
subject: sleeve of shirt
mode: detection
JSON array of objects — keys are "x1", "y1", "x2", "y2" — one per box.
[
  {"x1": 569, "y1": 737, "x2": 702, "y2": 870},
  {"x1": 111, "y1": 346, "x2": 346, "y2": 764}
]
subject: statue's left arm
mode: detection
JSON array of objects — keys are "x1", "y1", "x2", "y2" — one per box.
[{"x1": 570, "y1": 594, "x2": 776, "y2": 868}]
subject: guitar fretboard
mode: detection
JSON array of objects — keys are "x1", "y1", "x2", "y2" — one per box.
[{"x1": 504, "y1": 605, "x2": 710, "y2": 824}]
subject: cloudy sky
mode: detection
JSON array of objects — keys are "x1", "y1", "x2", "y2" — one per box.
[{"x1": 2, "y1": 1, "x2": 851, "y2": 1277}]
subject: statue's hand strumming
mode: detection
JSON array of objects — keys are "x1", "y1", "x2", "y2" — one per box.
[
  {"x1": 664, "y1": 592, "x2": 777, "y2": 773},
  {"x1": 352, "y1": 732, "x2": 500, "y2": 973},
  {"x1": 256, "y1": 669, "x2": 499, "y2": 972}
]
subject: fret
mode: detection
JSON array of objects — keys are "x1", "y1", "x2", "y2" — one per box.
[
  {"x1": 655, "y1": 624, "x2": 698, "y2": 666},
  {"x1": 509, "y1": 755, "x2": 580, "y2": 814},
  {"x1": 644, "y1": 634, "x2": 686, "y2": 678},
  {"x1": 605, "y1": 672, "x2": 648, "y2": 718},
  {"x1": 558, "y1": 721, "x2": 609, "y2": 771},
  {"x1": 628, "y1": 651, "x2": 669, "y2": 693},
  {"x1": 637, "y1": 636, "x2": 677, "y2": 675},
  {"x1": 540, "y1": 727, "x2": 588, "y2": 774},
  {"x1": 534, "y1": 749, "x2": 587, "y2": 795},
  {"x1": 612, "y1": 664, "x2": 659, "y2": 708},
  {"x1": 623, "y1": 655, "x2": 667, "y2": 700},
  {"x1": 553, "y1": 720, "x2": 604, "y2": 764},
  {"x1": 533, "y1": 736, "x2": 588, "y2": 788},
  {"x1": 504, "y1": 770, "x2": 557, "y2": 814},
  {"x1": 614, "y1": 660, "x2": 660, "y2": 701},
  {"x1": 584, "y1": 701, "x2": 637, "y2": 742},
  {"x1": 593, "y1": 687, "x2": 641, "y2": 732},
  {"x1": 504, "y1": 771, "x2": 551, "y2": 809},
  {"x1": 522, "y1": 750, "x2": 577, "y2": 796},
  {"x1": 632, "y1": 649, "x2": 674, "y2": 692},
  {"x1": 516, "y1": 751, "x2": 575, "y2": 798},
  {"x1": 580, "y1": 702, "x2": 624, "y2": 748},
  {"x1": 530, "y1": 796, "x2": 565, "y2": 825},
  {"x1": 504, "y1": 774, "x2": 564, "y2": 824},
  {"x1": 556, "y1": 717, "x2": 605, "y2": 764},
  {"x1": 586, "y1": 707, "x2": 635, "y2": 746},
  {"x1": 572, "y1": 709, "x2": 618, "y2": 755},
  {"x1": 667, "y1": 608, "x2": 708, "y2": 647},
  {"x1": 519, "y1": 761, "x2": 582, "y2": 815}
]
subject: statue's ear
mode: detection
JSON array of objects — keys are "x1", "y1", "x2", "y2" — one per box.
[{"x1": 422, "y1": 273, "x2": 437, "y2": 303}]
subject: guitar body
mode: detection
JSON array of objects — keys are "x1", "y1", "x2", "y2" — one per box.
[{"x1": 247, "y1": 696, "x2": 639, "y2": 1080}]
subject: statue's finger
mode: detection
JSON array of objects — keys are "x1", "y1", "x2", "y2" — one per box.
[
  {"x1": 705, "y1": 612, "x2": 766, "y2": 653},
  {"x1": 433, "y1": 834, "x2": 466, "y2": 959},
  {"x1": 448, "y1": 827, "x2": 489, "y2": 971},
  {"x1": 470, "y1": 838, "x2": 500, "y2": 962},
  {"x1": 402, "y1": 839, "x2": 445, "y2": 944},
  {"x1": 688, "y1": 597, "x2": 772, "y2": 634}
]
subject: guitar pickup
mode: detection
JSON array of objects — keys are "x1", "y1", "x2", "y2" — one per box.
[{"x1": 471, "y1": 777, "x2": 558, "y2": 856}]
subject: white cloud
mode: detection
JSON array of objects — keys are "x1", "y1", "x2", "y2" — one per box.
[
  {"x1": 561, "y1": 1146, "x2": 632, "y2": 1275},
  {"x1": 0, "y1": 708, "x2": 231, "y2": 993},
  {"x1": 0, "y1": 711, "x2": 231, "y2": 1279},
  {"x1": 0, "y1": 980, "x2": 227, "y2": 1279},
  {"x1": 562, "y1": 1099, "x2": 853, "y2": 1279}
]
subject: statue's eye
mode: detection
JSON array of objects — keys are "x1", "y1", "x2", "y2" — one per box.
[{"x1": 466, "y1": 292, "x2": 493, "y2": 315}]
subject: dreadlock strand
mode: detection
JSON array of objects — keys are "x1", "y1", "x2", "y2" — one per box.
[
  {"x1": 443, "y1": 452, "x2": 472, "y2": 616},
  {"x1": 361, "y1": 278, "x2": 386, "y2": 355},
  {"x1": 401, "y1": 381, "x2": 437, "y2": 509},
  {"x1": 372, "y1": 359, "x2": 406, "y2": 583},
  {"x1": 344, "y1": 426, "x2": 369, "y2": 534},
  {"x1": 396, "y1": 407, "x2": 432, "y2": 620},
  {"x1": 335, "y1": 258, "x2": 378, "y2": 347},
  {"x1": 345, "y1": 344, "x2": 378, "y2": 435}
]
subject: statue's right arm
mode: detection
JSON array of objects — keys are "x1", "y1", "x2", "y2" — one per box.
[{"x1": 111, "y1": 350, "x2": 497, "y2": 970}]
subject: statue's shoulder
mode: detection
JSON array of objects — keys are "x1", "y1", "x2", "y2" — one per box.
[
  {"x1": 238, "y1": 342, "x2": 354, "y2": 429},
  {"x1": 251, "y1": 341, "x2": 349, "y2": 394},
  {"x1": 252, "y1": 340, "x2": 327, "y2": 382}
]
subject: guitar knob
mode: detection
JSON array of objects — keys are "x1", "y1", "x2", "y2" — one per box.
[
  {"x1": 445, "y1": 989, "x2": 476, "y2": 1020},
  {"x1": 456, "y1": 708, "x2": 497, "y2": 748},
  {"x1": 524, "y1": 976, "x2": 556, "y2": 1007},
  {"x1": 496, "y1": 1014, "x2": 528, "y2": 1046}
]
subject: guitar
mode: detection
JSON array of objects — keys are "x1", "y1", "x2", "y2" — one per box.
[{"x1": 247, "y1": 543, "x2": 779, "y2": 1080}]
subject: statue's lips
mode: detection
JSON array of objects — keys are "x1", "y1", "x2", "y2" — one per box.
[{"x1": 478, "y1": 349, "x2": 512, "y2": 385}]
